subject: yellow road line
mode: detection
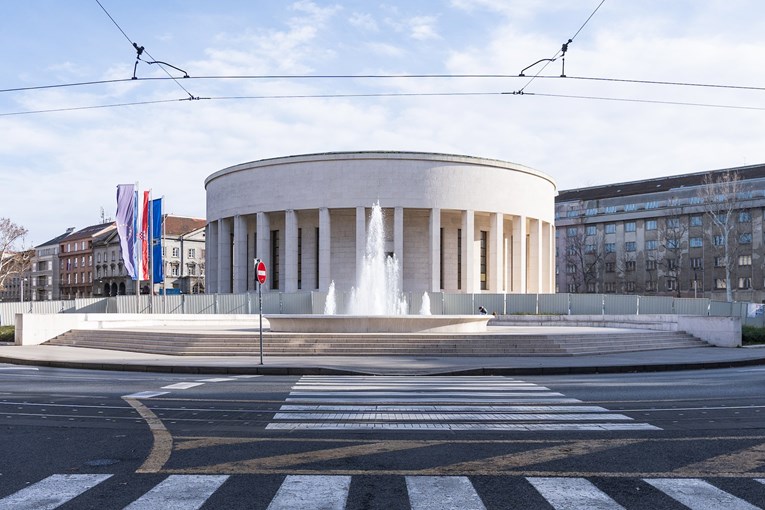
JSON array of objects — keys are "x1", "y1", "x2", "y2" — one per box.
[{"x1": 123, "y1": 397, "x2": 173, "y2": 473}]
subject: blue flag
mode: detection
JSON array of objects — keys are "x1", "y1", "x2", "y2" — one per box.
[{"x1": 151, "y1": 198, "x2": 164, "y2": 283}]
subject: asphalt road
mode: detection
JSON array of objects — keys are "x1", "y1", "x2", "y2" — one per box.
[{"x1": 0, "y1": 364, "x2": 764, "y2": 508}]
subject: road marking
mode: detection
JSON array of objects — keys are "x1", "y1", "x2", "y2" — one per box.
[
  {"x1": 197, "y1": 378, "x2": 237, "y2": 382},
  {"x1": 0, "y1": 366, "x2": 38, "y2": 371},
  {"x1": 267, "y1": 475, "x2": 350, "y2": 510},
  {"x1": 527, "y1": 477, "x2": 626, "y2": 509},
  {"x1": 645, "y1": 478, "x2": 760, "y2": 510},
  {"x1": 123, "y1": 391, "x2": 170, "y2": 399},
  {"x1": 266, "y1": 422, "x2": 658, "y2": 431},
  {"x1": 407, "y1": 476, "x2": 486, "y2": 510},
  {"x1": 162, "y1": 382, "x2": 205, "y2": 390},
  {"x1": 123, "y1": 398, "x2": 173, "y2": 473},
  {"x1": 123, "y1": 475, "x2": 229, "y2": 510},
  {"x1": 279, "y1": 404, "x2": 611, "y2": 412},
  {"x1": 0, "y1": 473, "x2": 111, "y2": 510},
  {"x1": 287, "y1": 391, "x2": 565, "y2": 397},
  {"x1": 673, "y1": 441, "x2": 765, "y2": 475},
  {"x1": 273, "y1": 412, "x2": 633, "y2": 421}
]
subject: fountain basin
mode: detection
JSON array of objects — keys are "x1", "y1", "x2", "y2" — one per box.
[{"x1": 267, "y1": 315, "x2": 490, "y2": 334}]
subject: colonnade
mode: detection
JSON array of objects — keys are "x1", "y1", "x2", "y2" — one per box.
[{"x1": 205, "y1": 208, "x2": 555, "y2": 295}]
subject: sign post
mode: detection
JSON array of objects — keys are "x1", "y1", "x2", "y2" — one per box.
[{"x1": 255, "y1": 258, "x2": 267, "y2": 365}]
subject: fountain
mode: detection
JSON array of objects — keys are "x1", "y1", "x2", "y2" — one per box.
[{"x1": 267, "y1": 202, "x2": 490, "y2": 333}]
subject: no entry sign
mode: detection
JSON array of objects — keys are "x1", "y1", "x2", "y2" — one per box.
[{"x1": 256, "y1": 260, "x2": 267, "y2": 285}]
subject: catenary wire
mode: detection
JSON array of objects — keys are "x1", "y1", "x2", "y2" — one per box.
[{"x1": 522, "y1": 92, "x2": 765, "y2": 111}]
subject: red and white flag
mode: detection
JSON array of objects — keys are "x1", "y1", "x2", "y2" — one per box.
[{"x1": 139, "y1": 190, "x2": 150, "y2": 280}]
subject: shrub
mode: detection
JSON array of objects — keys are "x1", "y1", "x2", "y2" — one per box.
[
  {"x1": 742, "y1": 325, "x2": 765, "y2": 345},
  {"x1": 0, "y1": 326, "x2": 14, "y2": 342}
]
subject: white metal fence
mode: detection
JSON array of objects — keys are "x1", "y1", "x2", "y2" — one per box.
[{"x1": 2, "y1": 292, "x2": 763, "y2": 326}]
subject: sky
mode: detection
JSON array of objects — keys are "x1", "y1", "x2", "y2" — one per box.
[{"x1": 2, "y1": 0, "x2": 765, "y2": 246}]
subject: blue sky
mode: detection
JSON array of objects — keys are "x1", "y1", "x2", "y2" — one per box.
[{"x1": 2, "y1": 0, "x2": 765, "y2": 245}]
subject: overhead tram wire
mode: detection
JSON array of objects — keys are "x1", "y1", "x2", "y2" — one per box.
[
  {"x1": 94, "y1": 0, "x2": 197, "y2": 100},
  {"x1": 4, "y1": 73, "x2": 765, "y2": 95},
  {"x1": 3, "y1": 89, "x2": 764, "y2": 117}
]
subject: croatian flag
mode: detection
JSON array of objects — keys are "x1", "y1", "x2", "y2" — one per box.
[{"x1": 116, "y1": 184, "x2": 137, "y2": 278}]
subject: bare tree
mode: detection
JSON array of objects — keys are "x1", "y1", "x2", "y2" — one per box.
[
  {"x1": 0, "y1": 218, "x2": 31, "y2": 291},
  {"x1": 657, "y1": 203, "x2": 688, "y2": 297},
  {"x1": 698, "y1": 171, "x2": 742, "y2": 302},
  {"x1": 564, "y1": 225, "x2": 605, "y2": 293}
]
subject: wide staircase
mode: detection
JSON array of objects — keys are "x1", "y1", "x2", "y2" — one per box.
[{"x1": 45, "y1": 328, "x2": 709, "y2": 356}]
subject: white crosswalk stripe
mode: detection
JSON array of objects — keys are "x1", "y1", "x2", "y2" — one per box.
[
  {"x1": 0, "y1": 473, "x2": 111, "y2": 510},
  {"x1": 123, "y1": 474, "x2": 229, "y2": 510},
  {"x1": 267, "y1": 375, "x2": 660, "y2": 431},
  {"x1": 0, "y1": 474, "x2": 763, "y2": 509},
  {"x1": 407, "y1": 476, "x2": 486, "y2": 510},
  {"x1": 644, "y1": 478, "x2": 761, "y2": 510},
  {"x1": 528, "y1": 477, "x2": 626, "y2": 509},
  {"x1": 267, "y1": 475, "x2": 351, "y2": 510}
]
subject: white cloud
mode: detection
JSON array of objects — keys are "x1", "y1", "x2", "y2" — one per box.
[
  {"x1": 349, "y1": 12, "x2": 379, "y2": 32},
  {"x1": 408, "y1": 16, "x2": 440, "y2": 41}
]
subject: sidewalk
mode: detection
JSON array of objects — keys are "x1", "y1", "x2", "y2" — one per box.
[{"x1": 1, "y1": 342, "x2": 764, "y2": 376}]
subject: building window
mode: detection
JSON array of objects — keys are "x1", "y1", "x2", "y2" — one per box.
[
  {"x1": 88, "y1": 255, "x2": 92, "y2": 266},
  {"x1": 585, "y1": 208, "x2": 598, "y2": 216},
  {"x1": 625, "y1": 241, "x2": 636, "y2": 252},
  {"x1": 625, "y1": 222, "x2": 636, "y2": 232},
  {"x1": 626, "y1": 281, "x2": 635, "y2": 292},
  {"x1": 111, "y1": 250, "x2": 116, "y2": 261},
  {"x1": 626, "y1": 261, "x2": 636, "y2": 272},
  {"x1": 172, "y1": 247, "x2": 180, "y2": 258},
  {"x1": 646, "y1": 260, "x2": 657, "y2": 270},
  {"x1": 691, "y1": 257, "x2": 703, "y2": 269},
  {"x1": 666, "y1": 218, "x2": 680, "y2": 228},
  {"x1": 739, "y1": 277, "x2": 752, "y2": 289},
  {"x1": 74, "y1": 258, "x2": 78, "y2": 268},
  {"x1": 480, "y1": 231, "x2": 487, "y2": 290},
  {"x1": 714, "y1": 257, "x2": 726, "y2": 267},
  {"x1": 605, "y1": 224, "x2": 616, "y2": 234},
  {"x1": 645, "y1": 220, "x2": 657, "y2": 230},
  {"x1": 645, "y1": 201, "x2": 659, "y2": 209},
  {"x1": 739, "y1": 233, "x2": 752, "y2": 244},
  {"x1": 715, "y1": 278, "x2": 727, "y2": 289},
  {"x1": 566, "y1": 210, "x2": 580, "y2": 218},
  {"x1": 689, "y1": 237, "x2": 703, "y2": 248},
  {"x1": 567, "y1": 283, "x2": 576, "y2": 293},
  {"x1": 666, "y1": 239, "x2": 680, "y2": 249},
  {"x1": 566, "y1": 264, "x2": 576, "y2": 274},
  {"x1": 689, "y1": 215, "x2": 703, "y2": 227},
  {"x1": 188, "y1": 248, "x2": 196, "y2": 258},
  {"x1": 646, "y1": 281, "x2": 657, "y2": 292},
  {"x1": 585, "y1": 225, "x2": 597, "y2": 236},
  {"x1": 605, "y1": 262, "x2": 615, "y2": 273},
  {"x1": 188, "y1": 264, "x2": 196, "y2": 276},
  {"x1": 171, "y1": 264, "x2": 179, "y2": 277},
  {"x1": 645, "y1": 240, "x2": 658, "y2": 250},
  {"x1": 604, "y1": 206, "x2": 617, "y2": 214},
  {"x1": 586, "y1": 282, "x2": 596, "y2": 292},
  {"x1": 271, "y1": 230, "x2": 280, "y2": 290},
  {"x1": 739, "y1": 255, "x2": 752, "y2": 266},
  {"x1": 625, "y1": 204, "x2": 638, "y2": 212},
  {"x1": 567, "y1": 227, "x2": 577, "y2": 237},
  {"x1": 739, "y1": 211, "x2": 752, "y2": 223},
  {"x1": 605, "y1": 243, "x2": 616, "y2": 253},
  {"x1": 604, "y1": 282, "x2": 616, "y2": 293},
  {"x1": 667, "y1": 259, "x2": 678, "y2": 270},
  {"x1": 97, "y1": 253, "x2": 101, "y2": 263},
  {"x1": 667, "y1": 278, "x2": 677, "y2": 291},
  {"x1": 584, "y1": 244, "x2": 596, "y2": 254},
  {"x1": 713, "y1": 235, "x2": 725, "y2": 246}
]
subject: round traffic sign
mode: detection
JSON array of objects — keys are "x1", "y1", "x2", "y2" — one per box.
[{"x1": 256, "y1": 260, "x2": 267, "y2": 285}]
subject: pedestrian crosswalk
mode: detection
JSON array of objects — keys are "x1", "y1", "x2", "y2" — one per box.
[
  {"x1": 266, "y1": 375, "x2": 660, "y2": 431},
  {"x1": 1, "y1": 474, "x2": 763, "y2": 509}
]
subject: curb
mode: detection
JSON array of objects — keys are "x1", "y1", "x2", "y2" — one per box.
[{"x1": 1, "y1": 354, "x2": 764, "y2": 376}]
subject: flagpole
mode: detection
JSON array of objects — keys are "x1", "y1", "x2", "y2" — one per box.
[
  {"x1": 162, "y1": 197, "x2": 166, "y2": 314},
  {"x1": 148, "y1": 189, "x2": 154, "y2": 314},
  {"x1": 134, "y1": 181, "x2": 140, "y2": 313}
]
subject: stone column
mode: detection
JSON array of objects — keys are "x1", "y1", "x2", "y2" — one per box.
[
  {"x1": 232, "y1": 215, "x2": 248, "y2": 294},
  {"x1": 246, "y1": 217, "x2": 256, "y2": 291},
  {"x1": 429, "y1": 208, "x2": 441, "y2": 292},
  {"x1": 490, "y1": 212, "x2": 504, "y2": 292},
  {"x1": 318, "y1": 207, "x2": 331, "y2": 291},
  {"x1": 217, "y1": 218, "x2": 232, "y2": 293},
  {"x1": 461, "y1": 210, "x2": 475, "y2": 293},
  {"x1": 206, "y1": 222, "x2": 218, "y2": 294},
  {"x1": 543, "y1": 221, "x2": 554, "y2": 293},
  {"x1": 512, "y1": 215, "x2": 527, "y2": 293},
  {"x1": 284, "y1": 209, "x2": 298, "y2": 292},
  {"x1": 394, "y1": 206, "x2": 404, "y2": 291},
  {"x1": 256, "y1": 212, "x2": 270, "y2": 291},
  {"x1": 356, "y1": 206, "x2": 366, "y2": 284},
  {"x1": 527, "y1": 218, "x2": 543, "y2": 293}
]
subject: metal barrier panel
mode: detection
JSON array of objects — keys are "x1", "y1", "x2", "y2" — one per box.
[
  {"x1": 637, "y1": 296, "x2": 673, "y2": 314},
  {"x1": 538, "y1": 293, "x2": 569, "y2": 315},
  {"x1": 733, "y1": 301, "x2": 749, "y2": 318},
  {"x1": 604, "y1": 295, "x2": 638, "y2": 315},
  {"x1": 506, "y1": 294, "x2": 537, "y2": 314},
  {"x1": 569, "y1": 294, "x2": 604, "y2": 315},
  {"x1": 0, "y1": 303, "x2": 22, "y2": 326},
  {"x1": 183, "y1": 294, "x2": 216, "y2": 314},
  {"x1": 160, "y1": 295, "x2": 183, "y2": 314},
  {"x1": 675, "y1": 298, "x2": 709, "y2": 316},
  {"x1": 281, "y1": 292, "x2": 313, "y2": 314},
  {"x1": 709, "y1": 300, "x2": 732, "y2": 316},
  {"x1": 75, "y1": 298, "x2": 108, "y2": 313},
  {"x1": 30, "y1": 301, "x2": 62, "y2": 314},
  {"x1": 443, "y1": 293, "x2": 474, "y2": 315},
  {"x1": 217, "y1": 293, "x2": 248, "y2": 314},
  {"x1": 744, "y1": 316, "x2": 765, "y2": 327},
  {"x1": 262, "y1": 292, "x2": 282, "y2": 314},
  {"x1": 475, "y1": 294, "x2": 505, "y2": 316}
]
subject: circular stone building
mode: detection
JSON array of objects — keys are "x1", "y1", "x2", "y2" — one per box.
[{"x1": 204, "y1": 152, "x2": 557, "y2": 294}]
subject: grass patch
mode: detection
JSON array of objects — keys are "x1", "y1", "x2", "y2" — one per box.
[
  {"x1": 742, "y1": 325, "x2": 765, "y2": 345},
  {"x1": 0, "y1": 326, "x2": 14, "y2": 342}
]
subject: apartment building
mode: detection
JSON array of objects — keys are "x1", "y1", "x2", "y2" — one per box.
[
  {"x1": 555, "y1": 164, "x2": 765, "y2": 302},
  {"x1": 59, "y1": 222, "x2": 115, "y2": 299},
  {"x1": 30, "y1": 228, "x2": 75, "y2": 301}
]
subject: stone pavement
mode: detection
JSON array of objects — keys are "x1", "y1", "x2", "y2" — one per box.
[{"x1": 1, "y1": 341, "x2": 764, "y2": 375}]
